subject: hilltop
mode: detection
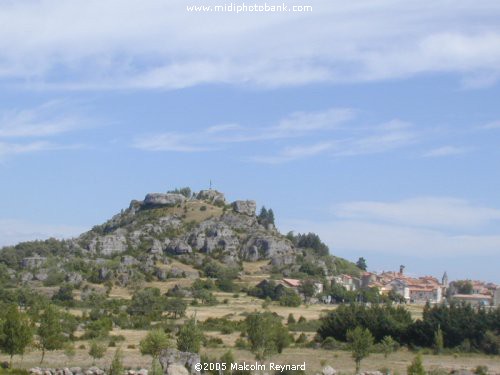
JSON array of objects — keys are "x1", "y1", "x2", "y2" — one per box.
[{"x1": 0, "y1": 187, "x2": 360, "y2": 290}]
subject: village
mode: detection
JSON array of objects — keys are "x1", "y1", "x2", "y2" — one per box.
[{"x1": 270, "y1": 266, "x2": 500, "y2": 307}]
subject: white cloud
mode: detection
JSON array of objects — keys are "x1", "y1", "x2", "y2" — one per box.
[
  {"x1": 251, "y1": 142, "x2": 334, "y2": 164},
  {"x1": 0, "y1": 219, "x2": 87, "y2": 247},
  {"x1": 480, "y1": 120, "x2": 500, "y2": 130},
  {"x1": 334, "y1": 197, "x2": 500, "y2": 229},
  {"x1": 283, "y1": 197, "x2": 500, "y2": 258},
  {"x1": 133, "y1": 107, "x2": 354, "y2": 152},
  {"x1": 422, "y1": 146, "x2": 469, "y2": 158},
  {"x1": 0, "y1": 1, "x2": 499, "y2": 89},
  {"x1": 0, "y1": 101, "x2": 83, "y2": 138},
  {"x1": 283, "y1": 219, "x2": 500, "y2": 258}
]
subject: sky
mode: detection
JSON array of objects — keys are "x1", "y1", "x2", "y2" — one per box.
[{"x1": 0, "y1": 0, "x2": 499, "y2": 282}]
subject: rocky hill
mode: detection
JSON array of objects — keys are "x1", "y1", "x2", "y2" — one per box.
[{"x1": 0, "y1": 188, "x2": 361, "y2": 289}]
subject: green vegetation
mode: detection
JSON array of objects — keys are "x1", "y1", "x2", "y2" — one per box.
[
  {"x1": 244, "y1": 312, "x2": 290, "y2": 361},
  {"x1": 346, "y1": 326, "x2": 374, "y2": 373},
  {"x1": 177, "y1": 318, "x2": 202, "y2": 353},
  {"x1": 0, "y1": 305, "x2": 34, "y2": 367}
]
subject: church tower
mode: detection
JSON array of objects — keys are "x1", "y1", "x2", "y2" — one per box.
[{"x1": 442, "y1": 271, "x2": 449, "y2": 288}]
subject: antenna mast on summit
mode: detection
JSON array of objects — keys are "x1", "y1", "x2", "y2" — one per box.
[{"x1": 209, "y1": 180, "x2": 212, "y2": 190}]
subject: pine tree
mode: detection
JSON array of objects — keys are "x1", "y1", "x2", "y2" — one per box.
[{"x1": 407, "y1": 354, "x2": 426, "y2": 375}]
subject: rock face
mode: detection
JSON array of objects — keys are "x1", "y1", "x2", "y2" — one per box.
[
  {"x1": 159, "y1": 349, "x2": 201, "y2": 375},
  {"x1": 166, "y1": 240, "x2": 192, "y2": 255},
  {"x1": 21, "y1": 256, "x2": 47, "y2": 269},
  {"x1": 144, "y1": 193, "x2": 186, "y2": 207},
  {"x1": 242, "y1": 235, "x2": 295, "y2": 262},
  {"x1": 196, "y1": 190, "x2": 226, "y2": 205},
  {"x1": 232, "y1": 200, "x2": 256, "y2": 216},
  {"x1": 88, "y1": 229, "x2": 128, "y2": 256}
]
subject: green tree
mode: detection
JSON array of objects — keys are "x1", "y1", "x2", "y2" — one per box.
[
  {"x1": 245, "y1": 312, "x2": 290, "y2": 361},
  {"x1": 89, "y1": 340, "x2": 107, "y2": 365},
  {"x1": 298, "y1": 279, "x2": 316, "y2": 302},
  {"x1": 140, "y1": 329, "x2": 172, "y2": 366},
  {"x1": 165, "y1": 298, "x2": 187, "y2": 319},
  {"x1": 407, "y1": 353, "x2": 426, "y2": 375},
  {"x1": 128, "y1": 288, "x2": 165, "y2": 320},
  {"x1": 380, "y1": 335, "x2": 396, "y2": 358},
  {"x1": 346, "y1": 326, "x2": 374, "y2": 374},
  {"x1": 38, "y1": 304, "x2": 66, "y2": 364},
  {"x1": 109, "y1": 347, "x2": 124, "y2": 375},
  {"x1": 177, "y1": 318, "x2": 203, "y2": 353},
  {"x1": 356, "y1": 257, "x2": 367, "y2": 271},
  {"x1": 433, "y1": 325, "x2": 444, "y2": 355},
  {"x1": 0, "y1": 304, "x2": 34, "y2": 367}
]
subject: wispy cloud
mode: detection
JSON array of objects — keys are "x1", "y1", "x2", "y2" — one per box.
[
  {"x1": 0, "y1": 101, "x2": 91, "y2": 159},
  {"x1": 133, "y1": 108, "x2": 354, "y2": 152},
  {"x1": 251, "y1": 142, "x2": 335, "y2": 164},
  {"x1": 334, "y1": 197, "x2": 500, "y2": 229},
  {"x1": 0, "y1": 1, "x2": 499, "y2": 90},
  {"x1": 282, "y1": 197, "x2": 500, "y2": 259},
  {"x1": 0, "y1": 101, "x2": 83, "y2": 138},
  {"x1": 422, "y1": 145, "x2": 469, "y2": 158},
  {"x1": 134, "y1": 109, "x2": 421, "y2": 163},
  {"x1": 480, "y1": 120, "x2": 500, "y2": 130}
]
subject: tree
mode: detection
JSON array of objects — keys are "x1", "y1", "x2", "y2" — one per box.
[
  {"x1": 356, "y1": 257, "x2": 367, "y2": 271},
  {"x1": 38, "y1": 304, "x2": 66, "y2": 364},
  {"x1": 257, "y1": 207, "x2": 275, "y2": 227},
  {"x1": 109, "y1": 347, "x2": 124, "y2": 375},
  {"x1": 165, "y1": 298, "x2": 187, "y2": 319},
  {"x1": 407, "y1": 354, "x2": 426, "y2": 375},
  {"x1": 298, "y1": 279, "x2": 316, "y2": 302},
  {"x1": 89, "y1": 340, "x2": 107, "y2": 365},
  {"x1": 140, "y1": 329, "x2": 172, "y2": 366},
  {"x1": 380, "y1": 336, "x2": 396, "y2": 358},
  {"x1": 0, "y1": 304, "x2": 34, "y2": 367},
  {"x1": 128, "y1": 288, "x2": 165, "y2": 320},
  {"x1": 177, "y1": 318, "x2": 202, "y2": 353},
  {"x1": 453, "y1": 280, "x2": 473, "y2": 295},
  {"x1": 245, "y1": 312, "x2": 290, "y2": 361},
  {"x1": 433, "y1": 325, "x2": 444, "y2": 355},
  {"x1": 52, "y1": 284, "x2": 74, "y2": 304},
  {"x1": 346, "y1": 326, "x2": 374, "y2": 374}
]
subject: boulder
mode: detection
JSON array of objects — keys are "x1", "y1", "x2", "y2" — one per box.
[
  {"x1": 159, "y1": 349, "x2": 201, "y2": 375},
  {"x1": 231, "y1": 200, "x2": 256, "y2": 216},
  {"x1": 121, "y1": 255, "x2": 139, "y2": 266},
  {"x1": 196, "y1": 190, "x2": 226, "y2": 205},
  {"x1": 322, "y1": 366, "x2": 337, "y2": 375},
  {"x1": 66, "y1": 272, "x2": 83, "y2": 285},
  {"x1": 21, "y1": 255, "x2": 47, "y2": 269},
  {"x1": 21, "y1": 272, "x2": 34, "y2": 283},
  {"x1": 34, "y1": 270, "x2": 49, "y2": 281},
  {"x1": 144, "y1": 193, "x2": 186, "y2": 207},
  {"x1": 166, "y1": 364, "x2": 189, "y2": 375},
  {"x1": 166, "y1": 240, "x2": 192, "y2": 255}
]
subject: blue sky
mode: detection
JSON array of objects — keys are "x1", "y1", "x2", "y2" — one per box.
[{"x1": 0, "y1": 1, "x2": 499, "y2": 282}]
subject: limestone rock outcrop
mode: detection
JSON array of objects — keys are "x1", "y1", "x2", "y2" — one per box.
[
  {"x1": 196, "y1": 190, "x2": 225, "y2": 205},
  {"x1": 159, "y1": 349, "x2": 201, "y2": 375},
  {"x1": 144, "y1": 193, "x2": 186, "y2": 207},
  {"x1": 232, "y1": 200, "x2": 256, "y2": 216}
]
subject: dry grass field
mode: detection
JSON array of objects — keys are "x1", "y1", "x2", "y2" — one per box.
[
  {"x1": 6, "y1": 265, "x2": 498, "y2": 374},
  {"x1": 2, "y1": 344, "x2": 499, "y2": 375}
]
